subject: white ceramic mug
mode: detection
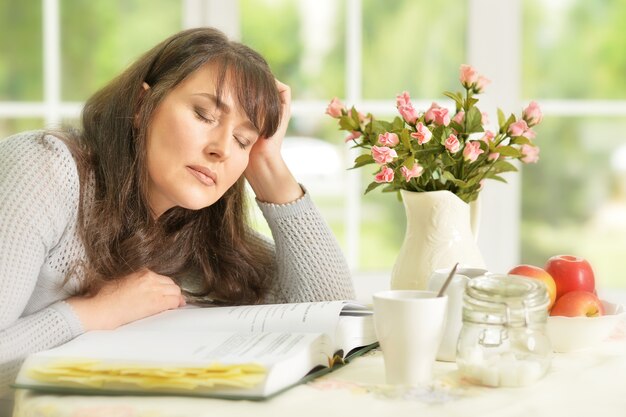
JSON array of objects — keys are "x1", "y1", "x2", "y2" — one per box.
[
  {"x1": 427, "y1": 266, "x2": 489, "y2": 362},
  {"x1": 373, "y1": 290, "x2": 447, "y2": 385}
]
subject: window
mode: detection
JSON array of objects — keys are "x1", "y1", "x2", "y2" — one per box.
[
  {"x1": 0, "y1": 0, "x2": 181, "y2": 138},
  {"x1": 521, "y1": 0, "x2": 626, "y2": 289},
  {"x1": 2, "y1": 0, "x2": 623, "y2": 288}
]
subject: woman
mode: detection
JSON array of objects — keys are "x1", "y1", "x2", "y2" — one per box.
[{"x1": 0, "y1": 27, "x2": 353, "y2": 405}]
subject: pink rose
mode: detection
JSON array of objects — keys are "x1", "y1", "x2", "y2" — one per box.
[
  {"x1": 508, "y1": 120, "x2": 528, "y2": 136},
  {"x1": 424, "y1": 102, "x2": 453, "y2": 126},
  {"x1": 400, "y1": 162, "x2": 424, "y2": 182},
  {"x1": 371, "y1": 146, "x2": 398, "y2": 164},
  {"x1": 424, "y1": 102, "x2": 441, "y2": 124},
  {"x1": 374, "y1": 166, "x2": 394, "y2": 183},
  {"x1": 398, "y1": 104, "x2": 419, "y2": 124},
  {"x1": 459, "y1": 64, "x2": 478, "y2": 88},
  {"x1": 523, "y1": 101, "x2": 543, "y2": 126},
  {"x1": 452, "y1": 111, "x2": 465, "y2": 125},
  {"x1": 488, "y1": 152, "x2": 500, "y2": 161},
  {"x1": 433, "y1": 108, "x2": 450, "y2": 126},
  {"x1": 508, "y1": 120, "x2": 537, "y2": 139},
  {"x1": 475, "y1": 75, "x2": 491, "y2": 93},
  {"x1": 520, "y1": 144, "x2": 540, "y2": 163},
  {"x1": 481, "y1": 130, "x2": 495, "y2": 142},
  {"x1": 410, "y1": 122, "x2": 433, "y2": 145},
  {"x1": 345, "y1": 131, "x2": 362, "y2": 142},
  {"x1": 378, "y1": 132, "x2": 400, "y2": 147},
  {"x1": 326, "y1": 97, "x2": 345, "y2": 118},
  {"x1": 481, "y1": 111, "x2": 490, "y2": 125},
  {"x1": 444, "y1": 134, "x2": 460, "y2": 153},
  {"x1": 462, "y1": 141, "x2": 484, "y2": 162},
  {"x1": 396, "y1": 91, "x2": 411, "y2": 107}
]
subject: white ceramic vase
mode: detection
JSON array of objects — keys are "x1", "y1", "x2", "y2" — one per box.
[{"x1": 390, "y1": 190, "x2": 486, "y2": 290}]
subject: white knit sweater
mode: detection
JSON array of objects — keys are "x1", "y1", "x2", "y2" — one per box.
[{"x1": 0, "y1": 131, "x2": 354, "y2": 407}]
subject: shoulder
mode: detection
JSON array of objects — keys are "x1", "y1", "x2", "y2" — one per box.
[
  {"x1": 1, "y1": 130, "x2": 77, "y2": 170},
  {"x1": 1, "y1": 130, "x2": 79, "y2": 184},
  {"x1": 0, "y1": 130, "x2": 80, "y2": 220}
]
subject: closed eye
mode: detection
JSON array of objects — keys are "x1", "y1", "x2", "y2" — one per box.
[
  {"x1": 233, "y1": 135, "x2": 250, "y2": 149},
  {"x1": 194, "y1": 108, "x2": 217, "y2": 124}
]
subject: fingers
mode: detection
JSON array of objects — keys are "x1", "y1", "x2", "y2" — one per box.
[
  {"x1": 129, "y1": 269, "x2": 185, "y2": 309},
  {"x1": 150, "y1": 273, "x2": 186, "y2": 309},
  {"x1": 275, "y1": 79, "x2": 290, "y2": 95},
  {"x1": 275, "y1": 79, "x2": 291, "y2": 109}
]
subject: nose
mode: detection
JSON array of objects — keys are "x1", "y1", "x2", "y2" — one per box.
[{"x1": 203, "y1": 125, "x2": 232, "y2": 161}]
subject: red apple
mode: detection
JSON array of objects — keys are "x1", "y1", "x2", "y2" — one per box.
[
  {"x1": 549, "y1": 290, "x2": 604, "y2": 317},
  {"x1": 508, "y1": 264, "x2": 557, "y2": 310},
  {"x1": 545, "y1": 255, "x2": 595, "y2": 300}
]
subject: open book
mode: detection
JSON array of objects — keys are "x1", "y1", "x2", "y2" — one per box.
[{"x1": 14, "y1": 300, "x2": 377, "y2": 399}]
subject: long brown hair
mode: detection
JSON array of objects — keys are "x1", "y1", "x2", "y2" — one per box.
[{"x1": 61, "y1": 27, "x2": 282, "y2": 304}]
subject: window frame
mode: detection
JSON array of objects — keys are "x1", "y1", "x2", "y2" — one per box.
[{"x1": 3, "y1": 0, "x2": 626, "y2": 273}]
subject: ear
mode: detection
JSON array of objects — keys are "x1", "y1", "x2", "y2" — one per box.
[{"x1": 134, "y1": 83, "x2": 151, "y2": 128}]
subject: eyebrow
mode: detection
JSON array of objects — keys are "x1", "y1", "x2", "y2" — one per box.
[{"x1": 192, "y1": 93, "x2": 259, "y2": 134}]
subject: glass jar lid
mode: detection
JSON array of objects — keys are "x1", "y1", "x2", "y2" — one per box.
[{"x1": 463, "y1": 274, "x2": 550, "y2": 327}]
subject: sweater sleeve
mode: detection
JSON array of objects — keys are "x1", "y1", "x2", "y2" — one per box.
[
  {"x1": 0, "y1": 132, "x2": 84, "y2": 390},
  {"x1": 254, "y1": 189, "x2": 355, "y2": 304}
]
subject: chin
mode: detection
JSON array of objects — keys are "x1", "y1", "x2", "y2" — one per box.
[{"x1": 179, "y1": 192, "x2": 222, "y2": 211}]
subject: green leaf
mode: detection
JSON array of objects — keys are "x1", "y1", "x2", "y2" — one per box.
[
  {"x1": 510, "y1": 136, "x2": 533, "y2": 145},
  {"x1": 495, "y1": 145, "x2": 522, "y2": 158},
  {"x1": 339, "y1": 116, "x2": 359, "y2": 131},
  {"x1": 442, "y1": 170, "x2": 467, "y2": 187},
  {"x1": 465, "y1": 106, "x2": 483, "y2": 133},
  {"x1": 441, "y1": 152, "x2": 455, "y2": 166},
  {"x1": 364, "y1": 181, "x2": 383, "y2": 194},
  {"x1": 352, "y1": 154, "x2": 375, "y2": 168},
  {"x1": 500, "y1": 113, "x2": 516, "y2": 134},
  {"x1": 449, "y1": 121, "x2": 463, "y2": 133},
  {"x1": 497, "y1": 108, "x2": 506, "y2": 128},
  {"x1": 465, "y1": 97, "x2": 479, "y2": 109},
  {"x1": 442, "y1": 170, "x2": 456, "y2": 181},
  {"x1": 371, "y1": 120, "x2": 393, "y2": 134},
  {"x1": 443, "y1": 91, "x2": 463, "y2": 109},
  {"x1": 350, "y1": 106, "x2": 361, "y2": 125},
  {"x1": 485, "y1": 174, "x2": 508, "y2": 183},
  {"x1": 491, "y1": 160, "x2": 518, "y2": 174},
  {"x1": 400, "y1": 129, "x2": 411, "y2": 149},
  {"x1": 432, "y1": 125, "x2": 447, "y2": 144},
  {"x1": 392, "y1": 116, "x2": 405, "y2": 130}
]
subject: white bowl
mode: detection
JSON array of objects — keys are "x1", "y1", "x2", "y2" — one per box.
[{"x1": 546, "y1": 300, "x2": 625, "y2": 352}]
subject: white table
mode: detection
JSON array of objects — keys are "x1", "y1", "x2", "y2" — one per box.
[
  {"x1": 12, "y1": 317, "x2": 626, "y2": 417},
  {"x1": 11, "y1": 277, "x2": 626, "y2": 417}
]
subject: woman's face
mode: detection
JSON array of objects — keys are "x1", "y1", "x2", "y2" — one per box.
[{"x1": 144, "y1": 63, "x2": 260, "y2": 217}]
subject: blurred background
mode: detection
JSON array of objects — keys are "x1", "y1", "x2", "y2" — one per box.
[{"x1": 1, "y1": 0, "x2": 625, "y2": 290}]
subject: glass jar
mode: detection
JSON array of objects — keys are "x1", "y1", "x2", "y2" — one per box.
[{"x1": 456, "y1": 274, "x2": 552, "y2": 387}]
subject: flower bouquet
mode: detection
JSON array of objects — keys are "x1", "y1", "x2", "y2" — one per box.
[{"x1": 326, "y1": 65, "x2": 542, "y2": 204}]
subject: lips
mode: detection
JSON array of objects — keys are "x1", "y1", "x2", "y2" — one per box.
[{"x1": 187, "y1": 165, "x2": 216, "y2": 186}]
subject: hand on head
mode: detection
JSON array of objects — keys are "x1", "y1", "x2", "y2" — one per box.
[
  {"x1": 246, "y1": 79, "x2": 291, "y2": 166},
  {"x1": 243, "y1": 79, "x2": 303, "y2": 204}
]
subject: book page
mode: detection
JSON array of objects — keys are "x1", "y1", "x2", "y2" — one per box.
[
  {"x1": 22, "y1": 330, "x2": 325, "y2": 366},
  {"x1": 119, "y1": 300, "x2": 351, "y2": 348}
]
